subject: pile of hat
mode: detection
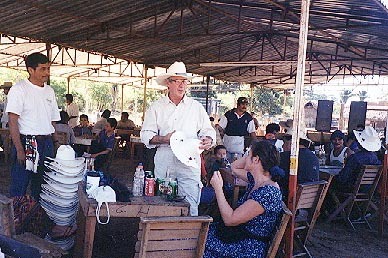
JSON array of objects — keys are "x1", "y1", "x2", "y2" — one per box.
[{"x1": 41, "y1": 145, "x2": 85, "y2": 250}]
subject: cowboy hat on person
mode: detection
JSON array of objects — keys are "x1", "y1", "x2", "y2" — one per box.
[
  {"x1": 155, "y1": 62, "x2": 194, "y2": 86},
  {"x1": 353, "y1": 126, "x2": 381, "y2": 151},
  {"x1": 0, "y1": 81, "x2": 12, "y2": 89},
  {"x1": 170, "y1": 131, "x2": 204, "y2": 169}
]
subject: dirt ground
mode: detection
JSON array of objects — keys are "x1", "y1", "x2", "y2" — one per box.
[{"x1": 1, "y1": 155, "x2": 388, "y2": 258}]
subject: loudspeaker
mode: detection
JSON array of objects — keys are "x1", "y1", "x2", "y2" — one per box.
[
  {"x1": 315, "y1": 100, "x2": 333, "y2": 131},
  {"x1": 348, "y1": 101, "x2": 367, "y2": 133}
]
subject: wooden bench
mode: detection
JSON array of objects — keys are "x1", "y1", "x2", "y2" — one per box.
[{"x1": 135, "y1": 216, "x2": 213, "y2": 258}]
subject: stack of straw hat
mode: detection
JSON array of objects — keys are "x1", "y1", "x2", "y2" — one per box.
[{"x1": 41, "y1": 145, "x2": 85, "y2": 250}]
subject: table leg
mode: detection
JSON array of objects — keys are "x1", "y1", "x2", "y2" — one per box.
[{"x1": 74, "y1": 209, "x2": 97, "y2": 258}]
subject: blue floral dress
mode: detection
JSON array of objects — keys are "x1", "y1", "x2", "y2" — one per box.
[{"x1": 204, "y1": 172, "x2": 283, "y2": 258}]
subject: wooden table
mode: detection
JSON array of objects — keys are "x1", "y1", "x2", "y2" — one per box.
[{"x1": 74, "y1": 183, "x2": 190, "y2": 258}]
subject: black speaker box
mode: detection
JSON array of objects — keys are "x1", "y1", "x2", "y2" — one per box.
[
  {"x1": 315, "y1": 100, "x2": 334, "y2": 131},
  {"x1": 348, "y1": 101, "x2": 367, "y2": 133}
]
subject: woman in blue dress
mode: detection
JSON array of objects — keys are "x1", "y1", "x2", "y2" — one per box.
[{"x1": 204, "y1": 141, "x2": 284, "y2": 258}]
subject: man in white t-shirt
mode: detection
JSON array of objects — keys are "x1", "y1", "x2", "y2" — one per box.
[
  {"x1": 6, "y1": 52, "x2": 60, "y2": 200},
  {"x1": 65, "y1": 94, "x2": 79, "y2": 128}
]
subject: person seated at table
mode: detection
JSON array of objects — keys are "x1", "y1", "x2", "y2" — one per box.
[
  {"x1": 205, "y1": 145, "x2": 229, "y2": 183},
  {"x1": 204, "y1": 141, "x2": 284, "y2": 258},
  {"x1": 265, "y1": 122, "x2": 283, "y2": 152},
  {"x1": 279, "y1": 129, "x2": 319, "y2": 200},
  {"x1": 92, "y1": 109, "x2": 111, "y2": 135},
  {"x1": 53, "y1": 111, "x2": 75, "y2": 145},
  {"x1": 327, "y1": 130, "x2": 354, "y2": 166},
  {"x1": 89, "y1": 118, "x2": 117, "y2": 171},
  {"x1": 117, "y1": 111, "x2": 136, "y2": 129},
  {"x1": 334, "y1": 126, "x2": 381, "y2": 192},
  {"x1": 73, "y1": 114, "x2": 93, "y2": 138}
]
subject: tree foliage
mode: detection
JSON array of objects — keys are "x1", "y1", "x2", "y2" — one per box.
[
  {"x1": 90, "y1": 83, "x2": 113, "y2": 111},
  {"x1": 252, "y1": 87, "x2": 283, "y2": 116}
]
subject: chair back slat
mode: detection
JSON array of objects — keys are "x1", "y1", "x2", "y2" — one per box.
[
  {"x1": 296, "y1": 182, "x2": 327, "y2": 210},
  {"x1": 136, "y1": 216, "x2": 212, "y2": 258},
  {"x1": 266, "y1": 203, "x2": 292, "y2": 258}
]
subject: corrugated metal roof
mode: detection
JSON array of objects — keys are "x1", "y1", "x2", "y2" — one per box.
[{"x1": 0, "y1": 0, "x2": 386, "y2": 89}]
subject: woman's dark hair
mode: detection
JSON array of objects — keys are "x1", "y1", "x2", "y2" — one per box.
[
  {"x1": 25, "y1": 52, "x2": 49, "y2": 70},
  {"x1": 101, "y1": 109, "x2": 111, "y2": 119},
  {"x1": 58, "y1": 111, "x2": 69, "y2": 124},
  {"x1": 250, "y1": 141, "x2": 284, "y2": 182},
  {"x1": 107, "y1": 118, "x2": 117, "y2": 129}
]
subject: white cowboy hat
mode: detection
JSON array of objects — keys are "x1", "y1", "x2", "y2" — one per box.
[
  {"x1": 170, "y1": 131, "x2": 204, "y2": 169},
  {"x1": 353, "y1": 126, "x2": 381, "y2": 151},
  {"x1": 44, "y1": 161, "x2": 84, "y2": 176},
  {"x1": 44, "y1": 172, "x2": 83, "y2": 185},
  {"x1": 46, "y1": 145, "x2": 85, "y2": 167},
  {"x1": 155, "y1": 61, "x2": 194, "y2": 86},
  {"x1": 45, "y1": 177, "x2": 78, "y2": 191},
  {"x1": 0, "y1": 81, "x2": 12, "y2": 89}
]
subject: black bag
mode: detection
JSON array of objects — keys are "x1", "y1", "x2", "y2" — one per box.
[{"x1": 215, "y1": 221, "x2": 271, "y2": 244}]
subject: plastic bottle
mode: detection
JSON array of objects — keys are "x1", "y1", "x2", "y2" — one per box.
[
  {"x1": 138, "y1": 163, "x2": 145, "y2": 195},
  {"x1": 132, "y1": 166, "x2": 141, "y2": 196}
]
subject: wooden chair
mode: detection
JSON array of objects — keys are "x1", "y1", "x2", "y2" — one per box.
[
  {"x1": 55, "y1": 131, "x2": 68, "y2": 145},
  {"x1": 267, "y1": 203, "x2": 292, "y2": 258},
  {"x1": 293, "y1": 180, "x2": 328, "y2": 258},
  {"x1": 327, "y1": 165, "x2": 382, "y2": 230},
  {"x1": 135, "y1": 216, "x2": 213, "y2": 258}
]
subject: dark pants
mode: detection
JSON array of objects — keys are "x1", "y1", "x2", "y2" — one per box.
[{"x1": 10, "y1": 135, "x2": 54, "y2": 200}]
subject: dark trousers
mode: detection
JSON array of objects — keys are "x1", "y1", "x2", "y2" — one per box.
[{"x1": 10, "y1": 135, "x2": 54, "y2": 200}]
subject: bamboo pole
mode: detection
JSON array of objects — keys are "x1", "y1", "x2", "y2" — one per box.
[
  {"x1": 285, "y1": 0, "x2": 311, "y2": 257},
  {"x1": 67, "y1": 77, "x2": 70, "y2": 93},
  {"x1": 205, "y1": 75, "x2": 210, "y2": 113}
]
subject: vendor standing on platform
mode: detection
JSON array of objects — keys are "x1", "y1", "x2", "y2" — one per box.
[
  {"x1": 6, "y1": 52, "x2": 60, "y2": 200},
  {"x1": 141, "y1": 61, "x2": 215, "y2": 216},
  {"x1": 219, "y1": 97, "x2": 257, "y2": 161}
]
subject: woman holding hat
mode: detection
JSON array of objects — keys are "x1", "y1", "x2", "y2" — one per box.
[
  {"x1": 327, "y1": 130, "x2": 354, "y2": 166},
  {"x1": 204, "y1": 141, "x2": 284, "y2": 258},
  {"x1": 335, "y1": 126, "x2": 381, "y2": 192}
]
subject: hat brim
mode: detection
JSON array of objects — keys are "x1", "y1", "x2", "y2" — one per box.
[
  {"x1": 170, "y1": 131, "x2": 203, "y2": 169},
  {"x1": 44, "y1": 173, "x2": 83, "y2": 185},
  {"x1": 155, "y1": 73, "x2": 194, "y2": 86},
  {"x1": 353, "y1": 130, "x2": 381, "y2": 151},
  {"x1": 46, "y1": 157, "x2": 85, "y2": 167}
]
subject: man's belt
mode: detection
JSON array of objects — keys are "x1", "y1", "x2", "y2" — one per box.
[{"x1": 20, "y1": 134, "x2": 52, "y2": 141}]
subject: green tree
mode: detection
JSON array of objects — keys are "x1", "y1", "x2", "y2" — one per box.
[
  {"x1": 90, "y1": 83, "x2": 113, "y2": 111},
  {"x1": 340, "y1": 89, "x2": 352, "y2": 104},
  {"x1": 50, "y1": 79, "x2": 67, "y2": 109},
  {"x1": 252, "y1": 87, "x2": 283, "y2": 116},
  {"x1": 71, "y1": 91, "x2": 86, "y2": 112}
]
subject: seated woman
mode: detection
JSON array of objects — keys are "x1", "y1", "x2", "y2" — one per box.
[
  {"x1": 204, "y1": 141, "x2": 284, "y2": 258},
  {"x1": 89, "y1": 118, "x2": 117, "y2": 171},
  {"x1": 73, "y1": 114, "x2": 93, "y2": 137},
  {"x1": 327, "y1": 130, "x2": 353, "y2": 166},
  {"x1": 53, "y1": 111, "x2": 75, "y2": 144}
]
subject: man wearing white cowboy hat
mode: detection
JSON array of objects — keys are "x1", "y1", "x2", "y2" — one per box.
[
  {"x1": 0, "y1": 81, "x2": 13, "y2": 128},
  {"x1": 141, "y1": 61, "x2": 216, "y2": 216},
  {"x1": 335, "y1": 126, "x2": 381, "y2": 191},
  {"x1": 6, "y1": 52, "x2": 60, "y2": 200}
]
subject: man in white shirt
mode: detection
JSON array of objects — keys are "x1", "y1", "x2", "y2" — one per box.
[
  {"x1": 219, "y1": 97, "x2": 257, "y2": 161},
  {"x1": 141, "y1": 61, "x2": 215, "y2": 216},
  {"x1": 6, "y1": 52, "x2": 60, "y2": 200},
  {"x1": 0, "y1": 81, "x2": 12, "y2": 128},
  {"x1": 65, "y1": 94, "x2": 79, "y2": 128}
]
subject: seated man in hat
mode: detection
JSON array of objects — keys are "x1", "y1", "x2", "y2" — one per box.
[
  {"x1": 334, "y1": 126, "x2": 381, "y2": 192},
  {"x1": 219, "y1": 97, "x2": 257, "y2": 161},
  {"x1": 327, "y1": 130, "x2": 354, "y2": 166},
  {"x1": 279, "y1": 125, "x2": 320, "y2": 200},
  {"x1": 89, "y1": 118, "x2": 117, "y2": 171}
]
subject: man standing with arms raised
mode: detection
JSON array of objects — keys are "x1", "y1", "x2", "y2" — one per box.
[
  {"x1": 141, "y1": 61, "x2": 215, "y2": 216},
  {"x1": 7, "y1": 52, "x2": 60, "y2": 200},
  {"x1": 219, "y1": 97, "x2": 257, "y2": 161}
]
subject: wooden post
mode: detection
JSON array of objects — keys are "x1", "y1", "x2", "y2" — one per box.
[
  {"x1": 285, "y1": 0, "x2": 311, "y2": 257},
  {"x1": 121, "y1": 84, "x2": 124, "y2": 112},
  {"x1": 250, "y1": 84, "x2": 254, "y2": 112},
  {"x1": 67, "y1": 77, "x2": 70, "y2": 93},
  {"x1": 205, "y1": 75, "x2": 210, "y2": 114},
  {"x1": 142, "y1": 65, "x2": 148, "y2": 121},
  {"x1": 379, "y1": 113, "x2": 388, "y2": 236},
  {"x1": 46, "y1": 43, "x2": 51, "y2": 85}
]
